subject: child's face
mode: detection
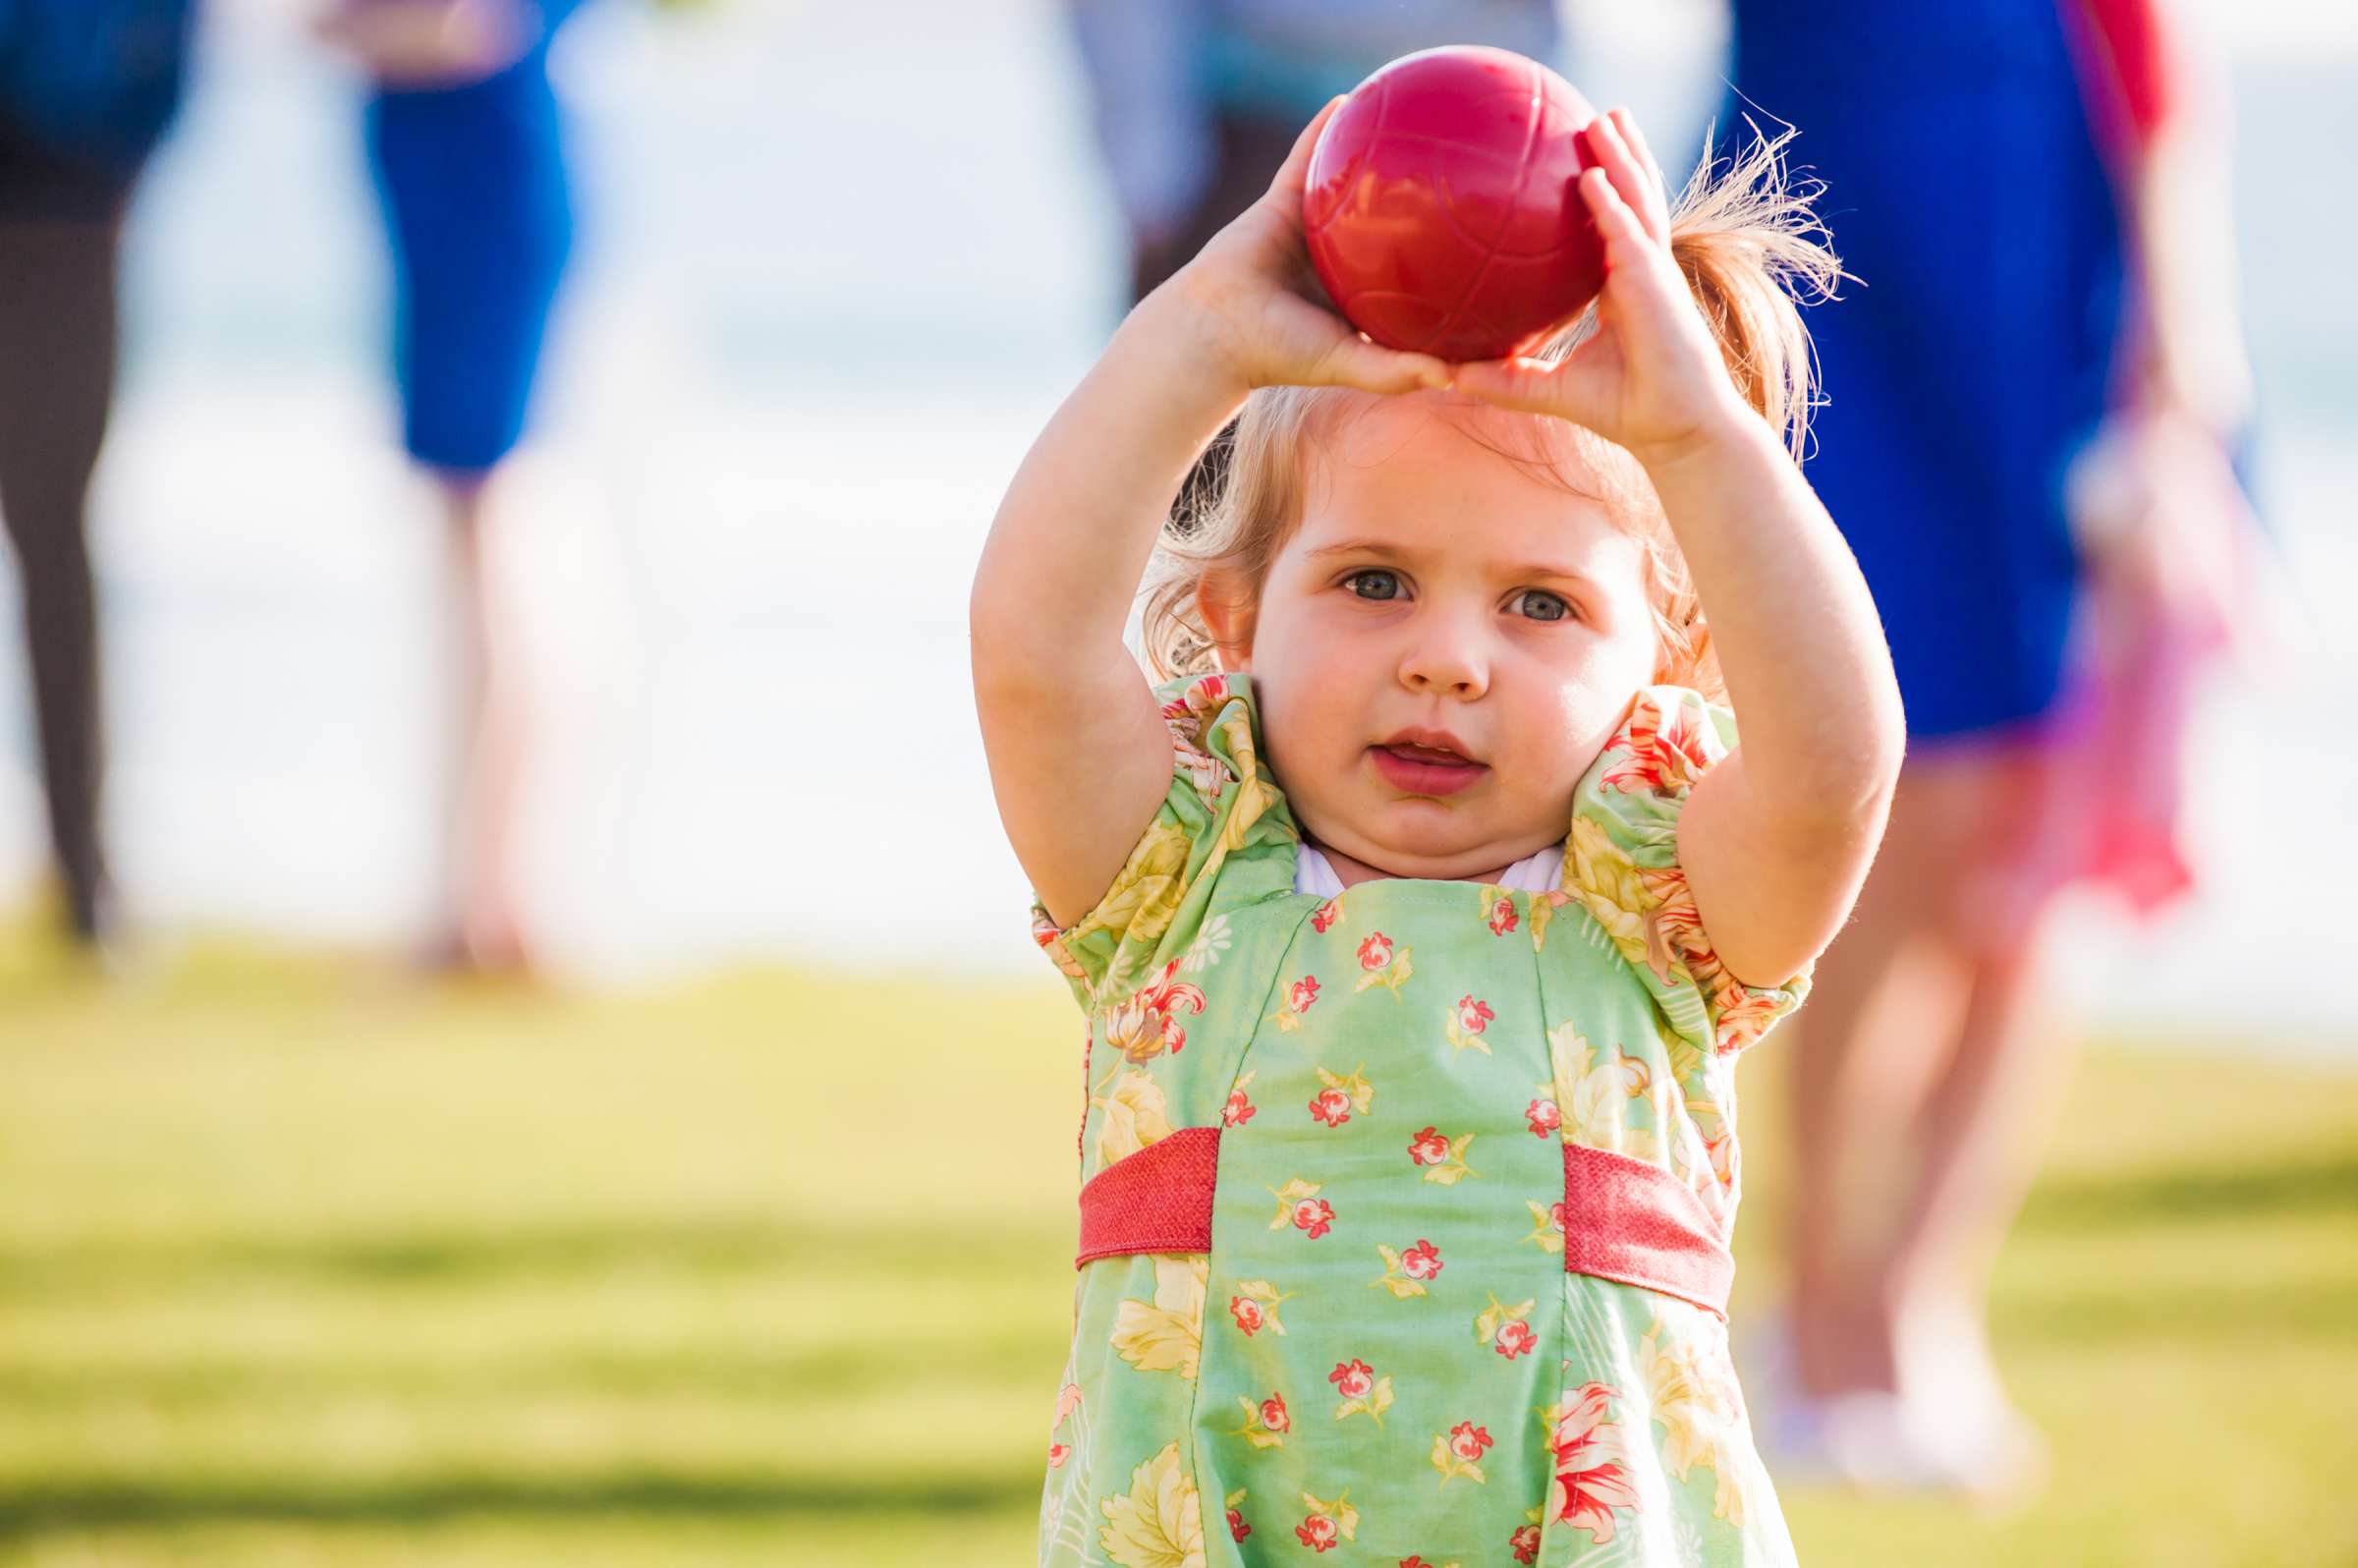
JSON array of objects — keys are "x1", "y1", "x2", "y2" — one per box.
[{"x1": 1227, "y1": 393, "x2": 1660, "y2": 880}]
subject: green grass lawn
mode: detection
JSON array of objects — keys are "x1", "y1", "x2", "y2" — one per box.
[{"x1": 1, "y1": 925, "x2": 2353, "y2": 1566}]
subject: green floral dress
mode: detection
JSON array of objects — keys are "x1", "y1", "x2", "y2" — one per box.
[{"x1": 1033, "y1": 672, "x2": 1811, "y2": 1567}]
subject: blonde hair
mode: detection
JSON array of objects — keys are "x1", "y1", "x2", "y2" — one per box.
[{"x1": 1140, "y1": 124, "x2": 1841, "y2": 706}]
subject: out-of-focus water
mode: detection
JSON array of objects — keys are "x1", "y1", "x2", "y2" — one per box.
[{"x1": 1, "y1": 0, "x2": 2350, "y2": 1043}]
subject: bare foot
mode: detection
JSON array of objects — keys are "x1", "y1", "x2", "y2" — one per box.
[{"x1": 413, "y1": 904, "x2": 538, "y2": 983}]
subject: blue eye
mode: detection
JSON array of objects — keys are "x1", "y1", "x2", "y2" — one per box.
[
  {"x1": 1513, "y1": 588, "x2": 1574, "y2": 623},
  {"x1": 1344, "y1": 570, "x2": 1403, "y2": 601}
]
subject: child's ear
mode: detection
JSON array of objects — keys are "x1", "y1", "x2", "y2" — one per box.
[
  {"x1": 1653, "y1": 618, "x2": 1711, "y2": 688},
  {"x1": 1196, "y1": 572, "x2": 1257, "y2": 674}
]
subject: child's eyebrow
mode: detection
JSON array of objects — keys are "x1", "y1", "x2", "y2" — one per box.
[
  {"x1": 1303, "y1": 538, "x2": 1421, "y2": 562},
  {"x1": 1501, "y1": 560, "x2": 1604, "y2": 590},
  {"x1": 1304, "y1": 539, "x2": 1602, "y2": 590}
]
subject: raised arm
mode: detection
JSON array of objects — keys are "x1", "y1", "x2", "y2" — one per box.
[
  {"x1": 970, "y1": 301, "x2": 1246, "y2": 929},
  {"x1": 972, "y1": 100, "x2": 1452, "y2": 928},
  {"x1": 1642, "y1": 413, "x2": 1901, "y2": 989},
  {"x1": 1450, "y1": 110, "x2": 1905, "y2": 988}
]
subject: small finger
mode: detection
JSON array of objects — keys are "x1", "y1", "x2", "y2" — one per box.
[
  {"x1": 1446, "y1": 357, "x2": 1553, "y2": 413},
  {"x1": 1321, "y1": 334, "x2": 1454, "y2": 396},
  {"x1": 1586, "y1": 113, "x2": 1667, "y2": 248},
  {"x1": 1311, "y1": 322, "x2": 1452, "y2": 393},
  {"x1": 1578, "y1": 165, "x2": 1651, "y2": 254},
  {"x1": 1608, "y1": 107, "x2": 1672, "y2": 228},
  {"x1": 1451, "y1": 354, "x2": 1605, "y2": 429}
]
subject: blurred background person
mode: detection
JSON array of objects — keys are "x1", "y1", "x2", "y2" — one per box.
[
  {"x1": 1718, "y1": 0, "x2": 2265, "y2": 1492},
  {"x1": 1066, "y1": 0, "x2": 1566, "y2": 518},
  {"x1": 314, "y1": 0, "x2": 589, "y2": 977},
  {"x1": 1066, "y1": 0, "x2": 1565, "y2": 309},
  {"x1": 0, "y1": 0, "x2": 196, "y2": 953}
]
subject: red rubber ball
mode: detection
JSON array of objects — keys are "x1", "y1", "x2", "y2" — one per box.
[{"x1": 1303, "y1": 46, "x2": 1607, "y2": 364}]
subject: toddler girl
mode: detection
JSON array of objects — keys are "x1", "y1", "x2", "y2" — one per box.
[{"x1": 973, "y1": 96, "x2": 1904, "y2": 1565}]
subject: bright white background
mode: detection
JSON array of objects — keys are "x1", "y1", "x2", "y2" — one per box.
[{"x1": 0, "y1": 0, "x2": 2349, "y2": 1043}]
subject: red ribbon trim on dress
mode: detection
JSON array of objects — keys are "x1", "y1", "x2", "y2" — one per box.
[
  {"x1": 1075, "y1": 1127, "x2": 1733, "y2": 1316},
  {"x1": 1075, "y1": 1125, "x2": 1220, "y2": 1267},
  {"x1": 1561, "y1": 1141, "x2": 1735, "y2": 1318}
]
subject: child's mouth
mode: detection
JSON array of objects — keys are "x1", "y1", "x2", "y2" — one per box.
[{"x1": 1370, "y1": 743, "x2": 1488, "y2": 797}]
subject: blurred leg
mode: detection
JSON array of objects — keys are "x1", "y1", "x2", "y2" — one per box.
[
  {"x1": 0, "y1": 215, "x2": 121, "y2": 942},
  {"x1": 1785, "y1": 734, "x2": 2070, "y2": 1491},
  {"x1": 1884, "y1": 867, "x2": 2074, "y2": 1443},
  {"x1": 1785, "y1": 752, "x2": 1986, "y2": 1399},
  {"x1": 434, "y1": 474, "x2": 533, "y2": 972},
  {"x1": 365, "y1": 53, "x2": 573, "y2": 973}
]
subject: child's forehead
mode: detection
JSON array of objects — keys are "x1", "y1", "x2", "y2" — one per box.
[{"x1": 1298, "y1": 391, "x2": 1626, "y2": 554}]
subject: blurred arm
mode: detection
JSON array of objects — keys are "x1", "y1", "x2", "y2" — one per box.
[{"x1": 2068, "y1": 0, "x2": 2253, "y2": 430}]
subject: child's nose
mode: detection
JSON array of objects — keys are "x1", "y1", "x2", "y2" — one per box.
[{"x1": 1398, "y1": 612, "x2": 1489, "y2": 699}]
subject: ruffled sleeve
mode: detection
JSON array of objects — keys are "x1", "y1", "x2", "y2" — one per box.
[
  {"x1": 1561, "y1": 686, "x2": 1812, "y2": 1056},
  {"x1": 1030, "y1": 671, "x2": 1299, "y2": 1015}
]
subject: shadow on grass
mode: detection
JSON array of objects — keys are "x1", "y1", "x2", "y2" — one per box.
[
  {"x1": 0, "y1": 1216, "x2": 1068, "y2": 1299},
  {"x1": 0, "y1": 1321, "x2": 1066, "y2": 1410},
  {"x1": 1997, "y1": 1278, "x2": 2358, "y2": 1347},
  {"x1": 2016, "y1": 1148, "x2": 2358, "y2": 1230},
  {"x1": 0, "y1": 1216, "x2": 1078, "y2": 1412},
  {"x1": 0, "y1": 1471, "x2": 1038, "y2": 1542}
]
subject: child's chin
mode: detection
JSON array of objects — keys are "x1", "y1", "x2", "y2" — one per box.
[
  {"x1": 1373, "y1": 795, "x2": 1482, "y2": 838},
  {"x1": 1364, "y1": 818, "x2": 1491, "y2": 868}
]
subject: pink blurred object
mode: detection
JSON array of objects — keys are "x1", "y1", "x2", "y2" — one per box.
[{"x1": 1969, "y1": 409, "x2": 2271, "y2": 930}]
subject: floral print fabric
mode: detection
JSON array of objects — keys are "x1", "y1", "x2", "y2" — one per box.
[{"x1": 1034, "y1": 673, "x2": 1809, "y2": 1566}]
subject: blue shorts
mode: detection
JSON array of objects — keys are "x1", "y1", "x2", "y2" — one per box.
[
  {"x1": 1724, "y1": 0, "x2": 2127, "y2": 741},
  {"x1": 365, "y1": 28, "x2": 576, "y2": 476}
]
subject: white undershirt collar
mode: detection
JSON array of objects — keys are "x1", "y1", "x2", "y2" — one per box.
[{"x1": 1293, "y1": 838, "x2": 1565, "y2": 897}]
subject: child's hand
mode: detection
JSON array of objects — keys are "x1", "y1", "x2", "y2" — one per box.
[
  {"x1": 1449, "y1": 109, "x2": 1753, "y2": 468},
  {"x1": 1156, "y1": 98, "x2": 1456, "y2": 400}
]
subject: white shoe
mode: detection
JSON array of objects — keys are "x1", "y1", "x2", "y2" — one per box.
[
  {"x1": 1746, "y1": 1317, "x2": 1943, "y2": 1491},
  {"x1": 1747, "y1": 1311, "x2": 2043, "y2": 1499},
  {"x1": 1891, "y1": 1298, "x2": 2051, "y2": 1509},
  {"x1": 1774, "y1": 1388, "x2": 1983, "y2": 1492}
]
